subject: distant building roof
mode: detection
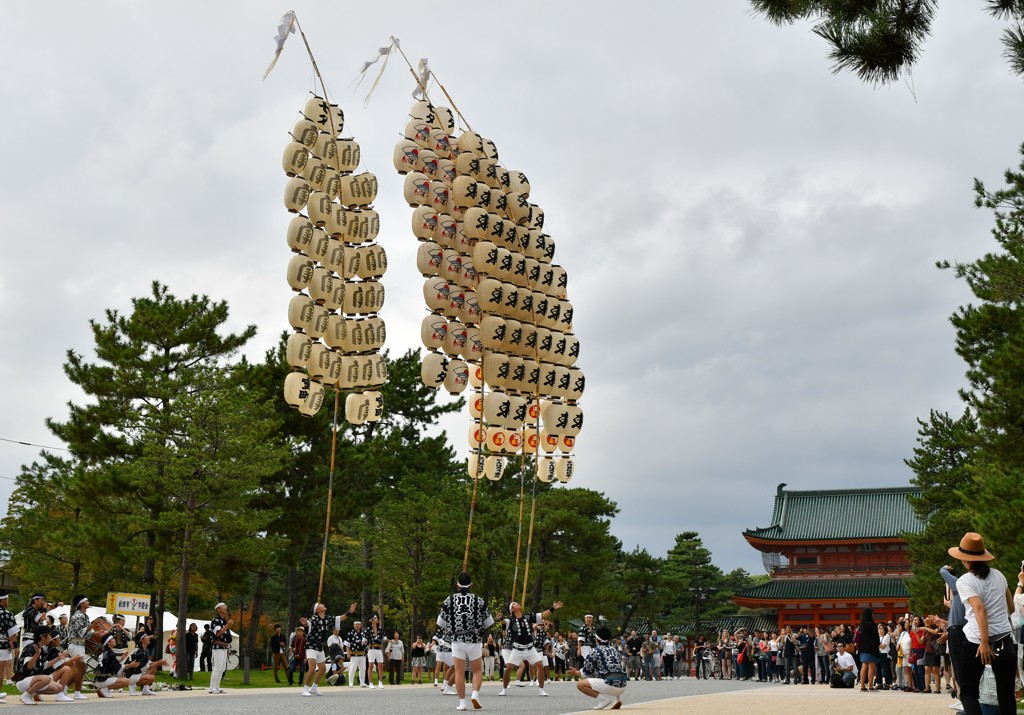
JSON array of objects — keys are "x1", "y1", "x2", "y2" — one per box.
[
  {"x1": 743, "y1": 483, "x2": 923, "y2": 543},
  {"x1": 735, "y1": 577, "x2": 909, "y2": 602},
  {"x1": 670, "y1": 615, "x2": 778, "y2": 637}
]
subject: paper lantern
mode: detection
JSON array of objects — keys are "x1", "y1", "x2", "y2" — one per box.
[
  {"x1": 444, "y1": 287, "x2": 466, "y2": 320},
  {"x1": 412, "y1": 206, "x2": 438, "y2": 240},
  {"x1": 485, "y1": 426, "x2": 509, "y2": 454},
  {"x1": 282, "y1": 141, "x2": 310, "y2": 177},
  {"x1": 323, "y1": 171, "x2": 342, "y2": 201},
  {"x1": 284, "y1": 177, "x2": 311, "y2": 213},
  {"x1": 419, "y1": 149, "x2": 440, "y2": 179},
  {"x1": 443, "y1": 359, "x2": 469, "y2": 394},
  {"x1": 284, "y1": 372, "x2": 323, "y2": 415},
  {"x1": 550, "y1": 265, "x2": 568, "y2": 299},
  {"x1": 302, "y1": 96, "x2": 330, "y2": 126},
  {"x1": 547, "y1": 330, "x2": 567, "y2": 364},
  {"x1": 473, "y1": 182, "x2": 493, "y2": 210},
  {"x1": 428, "y1": 129, "x2": 451, "y2": 157},
  {"x1": 506, "y1": 430, "x2": 524, "y2": 453},
  {"x1": 334, "y1": 208, "x2": 380, "y2": 244},
  {"x1": 336, "y1": 139, "x2": 360, "y2": 173},
  {"x1": 507, "y1": 355, "x2": 527, "y2": 392},
  {"x1": 425, "y1": 180, "x2": 447, "y2": 212},
  {"x1": 292, "y1": 117, "x2": 319, "y2": 148},
  {"x1": 467, "y1": 451, "x2": 486, "y2": 480},
  {"x1": 461, "y1": 258, "x2": 479, "y2": 288},
  {"x1": 537, "y1": 456, "x2": 556, "y2": 483},
  {"x1": 523, "y1": 431, "x2": 539, "y2": 455},
  {"x1": 307, "y1": 343, "x2": 331, "y2": 380},
  {"x1": 324, "y1": 314, "x2": 352, "y2": 351},
  {"x1": 342, "y1": 246, "x2": 361, "y2": 280},
  {"x1": 339, "y1": 172, "x2": 378, "y2": 207},
  {"x1": 462, "y1": 208, "x2": 489, "y2": 241},
  {"x1": 455, "y1": 152, "x2": 480, "y2": 178},
  {"x1": 337, "y1": 355, "x2": 360, "y2": 390},
  {"x1": 507, "y1": 191, "x2": 530, "y2": 225},
  {"x1": 343, "y1": 280, "x2": 385, "y2": 314},
  {"x1": 450, "y1": 175, "x2": 479, "y2": 210},
  {"x1": 525, "y1": 398, "x2": 541, "y2": 425},
  {"x1": 323, "y1": 238, "x2": 346, "y2": 274},
  {"x1": 541, "y1": 400, "x2": 569, "y2": 432},
  {"x1": 287, "y1": 255, "x2": 314, "y2": 292},
  {"x1": 442, "y1": 320, "x2": 468, "y2": 357},
  {"x1": 484, "y1": 456, "x2": 506, "y2": 481},
  {"x1": 313, "y1": 133, "x2": 338, "y2": 170},
  {"x1": 559, "y1": 434, "x2": 576, "y2": 452},
  {"x1": 458, "y1": 132, "x2": 485, "y2": 154},
  {"x1": 393, "y1": 139, "x2": 421, "y2": 174},
  {"x1": 463, "y1": 291, "x2": 482, "y2": 325},
  {"x1": 504, "y1": 319, "x2": 524, "y2": 354},
  {"x1": 507, "y1": 170, "x2": 530, "y2": 197},
  {"x1": 345, "y1": 392, "x2": 370, "y2": 425},
  {"x1": 463, "y1": 326, "x2": 483, "y2": 362},
  {"x1": 434, "y1": 106, "x2": 455, "y2": 133},
  {"x1": 287, "y1": 216, "x2": 315, "y2": 255},
  {"x1": 507, "y1": 394, "x2": 528, "y2": 429},
  {"x1": 435, "y1": 215, "x2": 458, "y2": 247},
  {"x1": 558, "y1": 300, "x2": 574, "y2": 331},
  {"x1": 362, "y1": 353, "x2": 388, "y2": 387},
  {"x1": 288, "y1": 294, "x2": 315, "y2": 332},
  {"x1": 409, "y1": 99, "x2": 435, "y2": 122},
  {"x1": 323, "y1": 281, "x2": 343, "y2": 313},
  {"x1": 469, "y1": 391, "x2": 483, "y2": 419},
  {"x1": 469, "y1": 363, "x2": 483, "y2": 388},
  {"x1": 544, "y1": 295, "x2": 562, "y2": 329},
  {"x1": 482, "y1": 351, "x2": 511, "y2": 390},
  {"x1": 540, "y1": 429, "x2": 560, "y2": 454},
  {"x1": 308, "y1": 304, "x2": 330, "y2": 340},
  {"x1": 307, "y1": 227, "x2": 330, "y2": 264},
  {"x1": 493, "y1": 247, "x2": 515, "y2": 283},
  {"x1": 423, "y1": 277, "x2": 452, "y2": 313},
  {"x1": 522, "y1": 358, "x2": 541, "y2": 393},
  {"x1": 562, "y1": 334, "x2": 580, "y2": 366},
  {"x1": 365, "y1": 391, "x2": 384, "y2": 422},
  {"x1": 477, "y1": 277, "x2": 504, "y2": 314},
  {"x1": 416, "y1": 241, "x2": 443, "y2": 277},
  {"x1": 360, "y1": 316, "x2": 387, "y2": 353},
  {"x1": 323, "y1": 352, "x2": 344, "y2": 386},
  {"x1": 472, "y1": 241, "x2": 500, "y2": 276},
  {"x1": 524, "y1": 257, "x2": 541, "y2": 286},
  {"x1": 468, "y1": 421, "x2": 487, "y2": 450},
  {"x1": 286, "y1": 333, "x2": 313, "y2": 369},
  {"x1": 438, "y1": 159, "x2": 456, "y2": 186},
  {"x1": 533, "y1": 293, "x2": 552, "y2": 329},
  {"x1": 500, "y1": 282, "x2": 520, "y2": 318},
  {"x1": 566, "y1": 367, "x2": 585, "y2": 401},
  {"x1": 328, "y1": 103, "x2": 345, "y2": 137},
  {"x1": 421, "y1": 351, "x2": 448, "y2": 388},
  {"x1": 356, "y1": 245, "x2": 387, "y2": 280},
  {"x1": 519, "y1": 322, "x2": 538, "y2": 355},
  {"x1": 480, "y1": 315, "x2": 507, "y2": 351},
  {"x1": 454, "y1": 221, "x2": 473, "y2": 252},
  {"x1": 405, "y1": 120, "x2": 433, "y2": 149},
  {"x1": 509, "y1": 254, "x2": 529, "y2": 289},
  {"x1": 483, "y1": 391, "x2": 512, "y2": 428},
  {"x1": 548, "y1": 365, "x2": 570, "y2": 399},
  {"x1": 403, "y1": 172, "x2": 430, "y2": 206},
  {"x1": 308, "y1": 267, "x2": 334, "y2": 305}
]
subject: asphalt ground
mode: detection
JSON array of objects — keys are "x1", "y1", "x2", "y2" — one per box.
[{"x1": 1, "y1": 677, "x2": 970, "y2": 713}]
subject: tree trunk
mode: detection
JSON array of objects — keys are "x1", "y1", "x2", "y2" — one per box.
[
  {"x1": 246, "y1": 572, "x2": 268, "y2": 668},
  {"x1": 287, "y1": 563, "x2": 298, "y2": 638},
  {"x1": 361, "y1": 534, "x2": 373, "y2": 620},
  {"x1": 174, "y1": 517, "x2": 191, "y2": 680}
]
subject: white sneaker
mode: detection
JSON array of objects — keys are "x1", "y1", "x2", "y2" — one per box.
[
  {"x1": 20, "y1": 692, "x2": 34, "y2": 705},
  {"x1": 129, "y1": 684, "x2": 138, "y2": 696},
  {"x1": 949, "y1": 703, "x2": 964, "y2": 712},
  {"x1": 55, "y1": 692, "x2": 75, "y2": 702},
  {"x1": 141, "y1": 686, "x2": 154, "y2": 696},
  {"x1": 456, "y1": 704, "x2": 467, "y2": 712},
  {"x1": 302, "y1": 687, "x2": 311, "y2": 697},
  {"x1": 538, "y1": 688, "x2": 548, "y2": 697},
  {"x1": 378, "y1": 682, "x2": 385, "y2": 689},
  {"x1": 99, "y1": 688, "x2": 112, "y2": 698},
  {"x1": 498, "y1": 688, "x2": 507, "y2": 696},
  {"x1": 73, "y1": 693, "x2": 88, "y2": 700},
  {"x1": 593, "y1": 695, "x2": 612, "y2": 710},
  {"x1": 369, "y1": 683, "x2": 376, "y2": 689},
  {"x1": 311, "y1": 684, "x2": 319, "y2": 695},
  {"x1": 471, "y1": 691, "x2": 481, "y2": 709}
]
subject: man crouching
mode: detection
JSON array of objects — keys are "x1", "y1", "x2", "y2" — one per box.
[{"x1": 568, "y1": 626, "x2": 627, "y2": 710}]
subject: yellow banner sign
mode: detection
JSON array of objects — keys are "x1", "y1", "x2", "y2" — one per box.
[{"x1": 106, "y1": 592, "x2": 151, "y2": 616}]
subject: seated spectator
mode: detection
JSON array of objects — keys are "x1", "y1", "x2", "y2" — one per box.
[{"x1": 834, "y1": 641, "x2": 857, "y2": 688}]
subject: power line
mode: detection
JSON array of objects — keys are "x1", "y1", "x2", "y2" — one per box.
[{"x1": 0, "y1": 437, "x2": 70, "y2": 453}]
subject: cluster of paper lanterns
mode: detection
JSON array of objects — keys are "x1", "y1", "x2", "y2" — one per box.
[
  {"x1": 282, "y1": 95, "x2": 388, "y2": 424},
  {"x1": 394, "y1": 100, "x2": 583, "y2": 483}
]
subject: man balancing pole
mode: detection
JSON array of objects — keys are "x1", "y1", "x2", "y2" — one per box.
[{"x1": 437, "y1": 571, "x2": 494, "y2": 711}]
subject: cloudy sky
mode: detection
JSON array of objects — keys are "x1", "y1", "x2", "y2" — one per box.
[{"x1": 1, "y1": 2, "x2": 1020, "y2": 576}]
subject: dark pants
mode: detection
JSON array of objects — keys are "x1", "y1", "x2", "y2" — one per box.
[
  {"x1": 288, "y1": 656, "x2": 306, "y2": 685},
  {"x1": 388, "y1": 658, "x2": 403, "y2": 684},
  {"x1": 955, "y1": 634, "x2": 1017, "y2": 715},
  {"x1": 947, "y1": 626, "x2": 965, "y2": 694},
  {"x1": 800, "y1": 653, "x2": 814, "y2": 683},
  {"x1": 662, "y1": 654, "x2": 674, "y2": 678},
  {"x1": 199, "y1": 648, "x2": 212, "y2": 672},
  {"x1": 876, "y1": 653, "x2": 891, "y2": 687}
]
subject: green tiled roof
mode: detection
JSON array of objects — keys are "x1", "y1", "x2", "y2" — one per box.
[
  {"x1": 743, "y1": 483, "x2": 923, "y2": 542},
  {"x1": 735, "y1": 578, "x2": 909, "y2": 602}
]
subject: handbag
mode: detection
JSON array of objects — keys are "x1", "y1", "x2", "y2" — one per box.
[
  {"x1": 907, "y1": 650, "x2": 918, "y2": 665},
  {"x1": 737, "y1": 650, "x2": 745, "y2": 665}
]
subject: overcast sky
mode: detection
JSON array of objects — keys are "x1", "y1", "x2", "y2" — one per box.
[{"x1": 1, "y1": 2, "x2": 1020, "y2": 577}]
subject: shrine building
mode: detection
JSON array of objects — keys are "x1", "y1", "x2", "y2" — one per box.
[{"x1": 733, "y1": 483, "x2": 923, "y2": 630}]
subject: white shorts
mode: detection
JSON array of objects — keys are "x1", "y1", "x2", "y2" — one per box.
[
  {"x1": 129, "y1": 673, "x2": 143, "y2": 684},
  {"x1": 67, "y1": 644, "x2": 86, "y2": 660},
  {"x1": 451, "y1": 642, "x2": 482, "y2": 662},
  {"x1": 580, "y1": 645, "x2": 593, "y2": 659},
  {"x1": 587, "y1": 677, "x2": 625, "y2": 699},
  {"x1": 367, "y1": 648, "x2": 384, "y2": 664},
  {"x1": 95, "y1": 676, "x2": 119, "y2": 688},
  {"x1": 17, "y1": 675, "x2": 50, "y2": 693},
  {"x1": 438, "y1": 651, "x2": 453, "y2": 667},
  {"x1": 505, "y1": 647, "x2": 543, "y2": 667},
  {"x1": 501, "y1": 649, "x2": 512, "y2": 664},
  {"x1": 0, "y1": 649, "x2": 11, "y2": 662},
  {"x1": 305, "y1": 649, "x2": 326, "y2": 664}
]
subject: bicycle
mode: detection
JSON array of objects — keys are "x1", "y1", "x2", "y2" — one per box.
[{"x1": 698, "y1": 649, "x2": 723, "y2": 680}]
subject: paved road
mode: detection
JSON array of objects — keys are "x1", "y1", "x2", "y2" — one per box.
[{"x1": 13, "y1": 677, "x2": 754, "y2": 713}]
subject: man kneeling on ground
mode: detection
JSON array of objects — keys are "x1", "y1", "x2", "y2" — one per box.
[{"x1": 833, "y1": 642, "x2": 857, "y2": 688}]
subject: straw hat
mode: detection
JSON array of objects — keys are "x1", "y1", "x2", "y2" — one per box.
[{"x1": 947, "y1": 532, "x2": 995, "y2": 562}]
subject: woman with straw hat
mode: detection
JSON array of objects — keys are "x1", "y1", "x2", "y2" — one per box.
[{"x1": 948, "y1": 532, "x2": 1016, "y2": 714}]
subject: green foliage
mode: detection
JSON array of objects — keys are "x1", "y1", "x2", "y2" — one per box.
[
  {"x1": 750, "y1": 1, "x2": 1024, "y2": 83},
  {"x1": 661, "y1": 532, "x2": 752, "y2": 630}
]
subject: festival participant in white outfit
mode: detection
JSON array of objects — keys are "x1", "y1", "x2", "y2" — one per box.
[
  {"x1": 299, "y1": 600, "x2": 357, "y2": 696},
  {"x1": 568, "y1": 626, "x2": 628, "y2": 711},
  {"x1": 15, "y1": 627, "x2": 64, "y2": 705},
  {"x1": 578, "y1": 614, "x2": 597, "y2": 659},
  {"x1": 65, "y1": 595, "x2": 92, "y2": 699},
  {"x1": 345, "y1": 621, "x2": 369, "y2": 687},
  {"x1": 123, "y1": 633, "x2": 164, "y2": 696},
  {"x1": 433, "y1": 627, "x2": 456, "y2": 695},
  {"x1": 498, "y1": 598, "x2": 563, "y2": 698},
  {"x1": 0, "y1": 590, "x2": 18, "y2": 698},
  {"x1": 208, "y1": 602, "x2": 233, "y2": 694},
  {"x1": 436, "y1": 571, "x2": 495, "y2": 711}
]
